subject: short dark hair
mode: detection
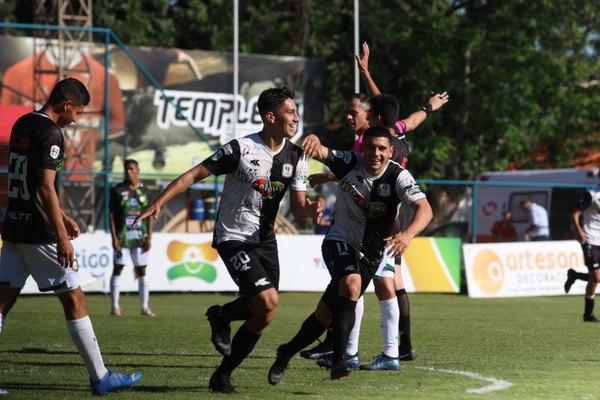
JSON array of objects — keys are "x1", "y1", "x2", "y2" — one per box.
[
  {"x1": 349, "y1": 93, "x2": 370, "y2": 109},
  {"x1": 47, "y1": 77, "x2": 90, "y2": 107},
  {"x1": 362, "y1": 126, "x2": 392, "y2": 143},
  {"x1": 369, "y1": 94, "x2": 399, "y2": 128},
  {"x1": 257, "y1": 87, "x2": 295, "y2": 117},
  {"x1": 123, "y1": 159, "x2": 139, "y2": 168}
]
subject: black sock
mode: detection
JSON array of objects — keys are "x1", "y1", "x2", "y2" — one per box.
[
  {"x1": 323, "y1": 327, "x2": 333, "y2": 349},
  {"x1": 396, "y1": 289, "x2": 412, "y2": 350},
  {"x1": 331, "y1": 296, "x2": 357, "y2": 363},
  {"x1": 217, "y1": 323, "x2": 261, "y2": 375},
  {"x1": 576, "y1": 272, "x2": 589, "y2": 281},
  {"x1": 221, "y1": 296, "x2": 252, "y2": 322},
  {"x1": 585, "y1": 297, "x2": 595, "y2": 316},
  {"x1": 280, "y1": 313, "x2": 328, "y2": 357}
]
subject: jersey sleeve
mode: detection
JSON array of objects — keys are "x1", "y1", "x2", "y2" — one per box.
[
  {"x1": 201, "y1": 140, "x2": 241, "y2": 176},
  {"x1": 576, "y1": 191, "x2": 592, "y2": 212},
  {"x1": 395, "y1": 120, "x2": 407, "y2": 135},
  {"x1": 325, "y1": 149, "x2": 357, "y2": 179},
  {"x1": 290, "y1": 154, "x2": 308, "y2": 191},
  {"x1": 395, "y1": 169, "x2": 426, "y2": 205},
  {"x1": 38, "y1": 124, "x2": 63, "y2": 171}
]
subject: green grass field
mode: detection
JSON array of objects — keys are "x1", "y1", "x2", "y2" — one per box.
[{"x1": 0, "y1": 292, "x2": 596, "y2": 399}]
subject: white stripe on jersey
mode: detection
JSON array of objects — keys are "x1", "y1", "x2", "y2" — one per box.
[{"x1": 203, "y1": 133, "x2": 307, "y2": 245}]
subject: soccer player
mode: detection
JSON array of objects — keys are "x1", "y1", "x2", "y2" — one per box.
[
  {"x1": 109, "y1": 159, "x2": 155, "y2": 317},
  {"x1": 0, "y1": 78, "x2": 141, "y2": 395},
  {"x1": 302, "y1": 43, "x2": 448, "y2": 365},
  {"x1": 569, "y1": 183, "x2": 600, "y2": 322},
  {"x1": 268, "y1": 126, "x2": 432, "y2": 383},
  {"x1": 132, "y1": 87, "x2": 321, "y2": 393}
]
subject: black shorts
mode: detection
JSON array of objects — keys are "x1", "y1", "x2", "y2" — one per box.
[
  {"x1": 320, "y1": 240, "x2": 378, "y2": 309},
  {"x1": 582, "y1": 244, "x2": 600, "y2": 271},
  {"x1": 216, "y1": 240, "x2": 280, "y2": 296}
]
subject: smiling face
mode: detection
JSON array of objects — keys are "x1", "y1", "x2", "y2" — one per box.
[
  {"x1": 360, "y1": 134, "x2": 394, "y2": 175},
  {"x1": 270, "y1": 98, "x2": 299, "y2": 139}
]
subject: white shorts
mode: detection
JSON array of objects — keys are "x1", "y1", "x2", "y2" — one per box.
[
  {"x1": 0, "y1": 242, "x2": 80, "y2": 293},
  {"x1": 374, "y1": 249, "x2": 396, "y2": 279},
  {"x1": 114, "y1": 247, "x2": 149, "y2": 267}
]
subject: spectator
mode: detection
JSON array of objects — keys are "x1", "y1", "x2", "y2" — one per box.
[
  {"x1": 520, "y1": 199, "x2": 550, "y2": 241},
  {"x1": 491, "y1": 210, "x2": 518, "y2": 242}
]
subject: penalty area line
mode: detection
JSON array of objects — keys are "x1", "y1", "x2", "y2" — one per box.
[{"x1": 416, "y1": 366, "x2": 513, "y2": 394}]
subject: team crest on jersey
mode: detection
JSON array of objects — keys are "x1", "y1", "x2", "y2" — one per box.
[
  {"x1": 368, "y1": 202, "x2": 388, "y2": 218},
  {"x1": 282, "y1": 163, "x2": 293, "y2": 178},
  {"x1": 49, "y1": 145, "x2": 60, "y2": 159},
  {"x1": 377, "y1": 184, "x2": 391, "y2": 197},
  {"x1": 130, "y1": 198, "x2": 139, "y2": 207}
]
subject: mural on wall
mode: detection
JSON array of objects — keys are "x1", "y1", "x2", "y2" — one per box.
[{"x1": 0, "y1": 35, "x2": 325, "y2": 176}]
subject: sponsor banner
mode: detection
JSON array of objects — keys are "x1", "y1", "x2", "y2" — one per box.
[
  {"x1": 15, "y1": 234, "x2": 460, "y2": 294},
  {"x1": 403, "y1": 237, "x2": 461, "y2": 293},
  {"x1": 463, "y1": 241, "x2": 586, "y2": 298},
  {"x1": 0, "y1": 35, "x2": 325, "y2": 176}
]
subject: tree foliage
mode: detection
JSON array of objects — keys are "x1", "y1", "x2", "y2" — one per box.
[{"x1": 3, "y1": 0, "x2": 599, "y2": 223}]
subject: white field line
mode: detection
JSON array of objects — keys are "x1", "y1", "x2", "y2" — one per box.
[{"x1": 417, "y1": 366, "x2": 513, "y2": 394}]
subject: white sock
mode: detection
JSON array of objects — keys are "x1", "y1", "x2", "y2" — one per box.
[
  {"x1": 138, "y1": 276, "x2": 149, "y2": 311},
  {"x1": 379, "y1": 298, "x2": 399, "y2": 358},
  {"x1": 0, "y1": 313, "x2": 5, "y2": 334},
  {"x1": 66, "y1": 316, "x2": 108, "y2": 381},
  {"x1": 346, "y1": 296, "x2": 364, "y2": 356},
  {"x1": 110, "y1": 275, "x2": 121, "y2": 311}
]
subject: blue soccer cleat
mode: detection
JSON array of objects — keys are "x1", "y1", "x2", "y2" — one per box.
[
  {"x1": 316, "y1": 353, "x2": 360, "y2": 369},
  {"x1": 359, "y1": 353, "x2": 401, "y2": 371},
  {"x1": 90, "y1": 370, "x2": 142, "y2": 396}
]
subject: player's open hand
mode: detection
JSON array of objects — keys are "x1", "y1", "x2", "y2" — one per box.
[
  {"x1": 429, "y1": 91, "x2": 449, "y2": 111},
  {"x1": 355, "y1": 41, "x2": 370, "y2": 74},
  {"x1": 301, "y1": 134, "x2": 326, "y2": 160},
  {"x1": 383, "y1": 232, "x2": 414, "y2": 258}
]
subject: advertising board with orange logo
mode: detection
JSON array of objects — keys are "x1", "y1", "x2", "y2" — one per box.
[
  {"x1": 463, "y1": 241, "x2": 586, "y2": 298},
  {"x1": 14, "y1": 234, "x2": 461, "y2": 294}
]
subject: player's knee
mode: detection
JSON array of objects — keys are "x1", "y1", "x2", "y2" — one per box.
[
  {"x1": 134, "y1": 266, "x2": 147, "y2": 277},
  {"x1": 342, "y1": 274, "x2": 362, "y2": 297},
  {"x1": 249, "y1": 289, "x2": 279, "y2": 316},
  {"x1": 374, "y1": 278, "x2": 396, "y2": 300}
]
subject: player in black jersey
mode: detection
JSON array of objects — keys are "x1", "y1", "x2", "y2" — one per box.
[
  {"x1": 133, "y1": 87, "x2": 322, "y2": 393},
  {"x1": 268, "y1": 126, "x2": 432, "y2": 383},
  {"x1": 0, "y1": 78, "x2": 141, "y2": 395}
]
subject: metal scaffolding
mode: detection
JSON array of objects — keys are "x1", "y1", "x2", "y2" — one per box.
[{"x1": 33, "y1": 0, "x2": 97, "y2": 232}]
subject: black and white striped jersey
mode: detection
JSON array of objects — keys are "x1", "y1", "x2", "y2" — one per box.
[
  {"x1": 324, "y1": 149, "x2": 425, "y2": 265},
  {"x1": 201, "y1": 132, "x2": 307, "y2": 245}
]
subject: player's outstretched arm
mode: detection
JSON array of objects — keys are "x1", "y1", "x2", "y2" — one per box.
[
  {"x1": 403, "y1": 91, "x2": 450, "y2": 132},
  {"x1": 355, "y1": 42, "x2": 381, "y2": 98},
  {"x1": 308, "y1": 172, "x2": 336, "y2": 187},
  {"x1": 133, "y1": 163, "x2": 212, "y2": 226}
]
